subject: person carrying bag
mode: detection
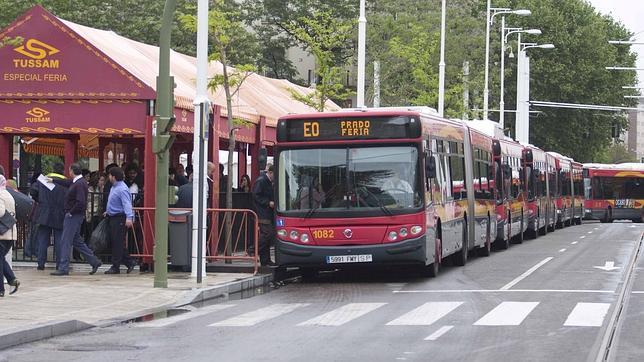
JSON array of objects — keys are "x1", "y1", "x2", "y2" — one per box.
[{"x1": 0, "y1": 175, "x2": 20, "y2": 297}]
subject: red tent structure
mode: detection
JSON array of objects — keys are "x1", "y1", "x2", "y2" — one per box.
[{"x1": 0, "y1": 5, "x2": 338, "y2": 200}]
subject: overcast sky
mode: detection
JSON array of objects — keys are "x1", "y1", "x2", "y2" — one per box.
[{"x1": 586, "y1": 0, "x2": 644, "y2": 87}]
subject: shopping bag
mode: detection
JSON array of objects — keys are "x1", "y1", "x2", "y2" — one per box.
[{"x1": 89, "y1": 218, "x2": 110, "y2": 254}]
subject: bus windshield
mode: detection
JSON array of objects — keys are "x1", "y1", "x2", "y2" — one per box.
[
  {"x1": 591, "y1": 177, "x2": 644, "y2": 200},
  {"x1": 278, "y1": 146, "x2": 423, "y2": 216}
]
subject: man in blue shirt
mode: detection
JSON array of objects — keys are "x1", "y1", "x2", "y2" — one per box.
[{"x1": 104, "y1": 167, "x2": 135, "y2": 274}]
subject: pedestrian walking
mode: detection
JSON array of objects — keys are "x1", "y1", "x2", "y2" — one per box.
[
  {"x1": 0, "y1": 175, "x2": 20, "y2": 297},
  {"x1": 252, "y1": 164, "x2": 276, "y2": 266},
  {"x1": 104, "y1": 167, "x2": 136, "y2": 274},
  {"x1": 30, "y1": 163, "x2": 67, "y2": 271},
  {"x1": 50, "y1": 163, "x2": 102, "y2": 276}
]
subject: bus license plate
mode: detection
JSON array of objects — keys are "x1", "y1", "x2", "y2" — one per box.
[{"x1": 326, "y1": 254, "x2": 373, "y2": 264}]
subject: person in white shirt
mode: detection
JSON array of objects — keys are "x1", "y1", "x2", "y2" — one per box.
[{"x1": 382, "y1": 170, "x2": 413, "y2": 206}]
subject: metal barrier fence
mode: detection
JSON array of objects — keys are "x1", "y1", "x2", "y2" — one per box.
[
  {"x1": 10, "y1": 190, "x2": 259, "y2": 274},
  {"x1": 130, "y1": 207, "x2": 260, "y2": 274}
]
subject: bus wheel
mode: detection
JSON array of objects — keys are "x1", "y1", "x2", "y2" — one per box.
[
  {"x1": 634, "y1": 217, "x2": 643, "y2": 223},
  {"x1": 479, "y1": 218, "x2": 492, "y2": 257},
  {"x1": 424, "y1": 237, "x2": 441, "y2": 278},
  {"x1": 453, "y1": 223, "x2": 468, "y2": 267}
]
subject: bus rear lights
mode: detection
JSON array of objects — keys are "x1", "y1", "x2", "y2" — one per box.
[
  {"x1": 388, "y1": 231, "x2": 398, "y2": 241},
  {"x1": 399, "y1": 228, "x2": 409, "y2": 238},
  {"x1": 410, "y1": 226, "x2": 423, "y2": 235},
  {"x1": 289, "y1": 230, "x2": 300, "y2": 240},
  {"x1": 300, "y1": 233, "x2": 310, "y2": 243}
]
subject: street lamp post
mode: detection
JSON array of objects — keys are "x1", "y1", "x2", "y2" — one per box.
[
  {"x1": 357, "y1": 0, "x2": 366, "y2": 108},
  {"x1": 500, "y1": 25, "x2": 541, "y2": 129},
  {"x1": 483, "y1": 4, "x2": 531, "y2": 121},
  {"x1": 438, "y1": 0, "x2": 447, "y2": 117},
  {"x1": 515, "y1": 42, "x2": 555, "y2": 143}
]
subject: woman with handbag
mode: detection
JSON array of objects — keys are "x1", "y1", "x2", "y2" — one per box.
[{"x1": 0, "y1": 175, "x2": 20, "y2": 297}]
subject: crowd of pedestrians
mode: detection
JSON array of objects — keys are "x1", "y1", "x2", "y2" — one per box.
[{"x1": 1, "y1": 160, "x2": 277, "y2": 297}]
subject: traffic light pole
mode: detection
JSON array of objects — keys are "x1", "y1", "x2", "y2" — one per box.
[{"x1": 153, "y1": 0, "x2": 177, "y2": 288}]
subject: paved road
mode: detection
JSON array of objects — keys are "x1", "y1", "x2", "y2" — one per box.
[{"x1": 1, "y1": 221, "x2": 642, "y2": 362}]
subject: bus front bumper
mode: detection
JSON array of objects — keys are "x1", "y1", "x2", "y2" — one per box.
[
  {"x1": 586, "y1": 208, "x2": 643, "y2": 221},
  {"x1": 276, "y1": 236, "x2": 427, "y2": 268}
]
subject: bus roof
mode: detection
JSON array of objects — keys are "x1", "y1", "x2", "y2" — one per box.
[
  {"x1": 583, "y1": 163, "x2": 644, "y2": 171},
  {"x1": 279, "y1": 107, "x2": 438, "y2": 121}
]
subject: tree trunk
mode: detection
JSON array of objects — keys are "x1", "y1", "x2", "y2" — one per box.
[{"x1": 222, "y1": 49, "x2": 235, "y2": 260}]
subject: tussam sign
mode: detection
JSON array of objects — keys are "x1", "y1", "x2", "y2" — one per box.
[{"x1": 4, "y1": 38, "x2": 68, "y2": 82}]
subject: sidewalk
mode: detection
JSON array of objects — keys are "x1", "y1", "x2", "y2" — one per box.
[{"x1": 0, "y1": 264, "x2": 272, "y2": 350}]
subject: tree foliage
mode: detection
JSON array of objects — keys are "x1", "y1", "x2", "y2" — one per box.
[{"x1": 283, "y1": 10, "x2": 354, "y2": 111}]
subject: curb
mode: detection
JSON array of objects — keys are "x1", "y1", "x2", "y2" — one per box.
[
  {"x1": 0, "y1": 272, "x2": 273, "y2": 351},
  {"x1": 0, "y1": 320, "x2": 93, "y2": 350}
]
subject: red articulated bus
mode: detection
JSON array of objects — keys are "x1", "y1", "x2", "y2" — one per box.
[
  {"x1": 583, "y1": 163, "x2": 644, "y2": 223},
  {"x1": 273, "y1": 108, "x2": 492, "y2": 277},
  {"x1": 492, "y1": 139, "x2": 529, "y2": 248},
  {"x1": 547, "y1": 152, "x2": 574, "y2": 228},
  {"x1": 522, "y1": 144, "x2": 555, "y2": 237},
  {"x1": 571, "y1": 161, "x2": 584, "y2": 225}
]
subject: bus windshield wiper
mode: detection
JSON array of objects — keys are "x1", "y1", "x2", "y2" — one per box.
[
  {"x1": 360, "y1": 186, "x2": 393, "y2": 216},
  {"x1": 303, "y1": 205, "x2": 320, "y2": 218}
]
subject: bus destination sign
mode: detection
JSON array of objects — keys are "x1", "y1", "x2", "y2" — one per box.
[{"x1": 277, "y1": 116, "x2": 421, "y2": 142}]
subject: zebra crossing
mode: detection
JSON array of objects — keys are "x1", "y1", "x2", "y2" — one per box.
[{"x1": 136, "y1": 300, "x2": 613, "y2": 330}]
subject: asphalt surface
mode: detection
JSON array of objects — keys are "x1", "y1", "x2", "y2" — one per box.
[{"x1": 1, "y1": 221, "x2": 643, "y2": 362}]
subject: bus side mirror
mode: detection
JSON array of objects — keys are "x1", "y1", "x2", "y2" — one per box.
[
  {"x1": 426, "y1": 154, "x2": 436, "y2": 179},
  {"x1": 258, "y1": 147, "x2": 268, "y2": 171}
]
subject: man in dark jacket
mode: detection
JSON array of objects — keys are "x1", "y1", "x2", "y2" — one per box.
[
  {"x1": 175, "y1": 174, "x2": 193, "y2": 208},
  {"x1": 252, "y1": 164, "x2": 276, "y2": 266},
  {"x1": 51, "y1": 163, "x2": 102, "y2": 276},
  {"x1": 30, "y1": 162, "x2": 67, "y2": 270}
]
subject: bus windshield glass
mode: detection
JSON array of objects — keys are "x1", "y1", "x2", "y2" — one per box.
[
  {"x1": 591, "y1": 177, "x2": 644, "y2": 200},
  {"x1": 278, "y1": 146, "x2": 423, "y2": 215}
]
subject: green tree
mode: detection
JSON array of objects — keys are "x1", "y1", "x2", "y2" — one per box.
[
  {"x1": 596, "y1": 142, "x2": 638, "y2": 163},
  {"x1": 284, "y1": 10, "x2": 354, "y2": 110},
  {"x1": 0, "y1": 0, "x2": 198, "y2": 55},
  {"x1": 242, "y1": 0, "x2": 358, "y2": 84},
  {"x1": 180, "y1": 0, "x2": 257, "y2": 226},
  {"x1": 0, "y1": 35, "x2": 23, "y2": 48}
]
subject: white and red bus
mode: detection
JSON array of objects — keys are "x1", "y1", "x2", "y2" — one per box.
[
  {"x1": 583, "y1": 163, "x2": 644, "y2": 223},
  {"x1": 547, "y1": 152, "x2": 574, "y2": 228},
  {"x1": 571, "y1": 161, "x2": 584, "y2": 225},
  {"x1": 274, "y1": 108, "x2": 493, "y2": 277},
  {"x1": 492, "y1": 138, "x2": 529, "y2": 248},
  {"x1": 522, "y1": 144, "x2": 555, "y2": 237}
]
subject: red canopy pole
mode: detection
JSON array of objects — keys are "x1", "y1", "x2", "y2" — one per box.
[
  {"x1": 64, "y1": 136, "x2": 78, "y2": 172},
  {"x1": 250, "y1": 116, "x2": 266, "y2": 181},
  {"x1": 209, "y1": 105, "x2": 221, "y2": 257},
  {"x1": 0, "y1": 135, "x2": 12, "y2": 179},
  {"x1": 98, "y1": 138, "x2": 107, "y2": 171},
  {"x1": 238, "y1": 143, "x2": 247, "y2": 184},
  {"x1": 143, "y1": 115, "x2": 156, "y2": 265}
]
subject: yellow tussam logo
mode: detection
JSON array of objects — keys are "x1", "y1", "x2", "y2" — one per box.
[
  {"x1": 25, "y1": 107, "x2": 51, "y2": 123},
  {"x1": 13, "y1": 39, "x2": 60, "y2": 69}
]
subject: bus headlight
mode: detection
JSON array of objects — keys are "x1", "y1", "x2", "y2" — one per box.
[
  {"x1": 300, "y1": 233, "x2": 310, "y2": 243},
  {"x1": 289, "y1": 230, "x2": 299, "y2": 240},
  {"x1": 399, "y1": 228, "x2": 408, "y2": 238},
  {"x1": 388, "y1": 231, "x2": 398, "y2": 241},
  {"x1": 410, "y1": 226, "x2": 423, "y2": 235},
  {"x1": 277, "y1": 229, "x2": 287, "y2": 238}
]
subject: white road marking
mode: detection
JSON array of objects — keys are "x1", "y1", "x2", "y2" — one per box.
[
  {"x1": 137, "y1": 304, "x2": 235, "y2": 328},
  {"x1": 632, "y1": 291, "x2": 644, "y2": 294},
  {"x1": 474, "y1": 302, "x2": 539, "y2": 326},
  {"x1": 386, "y1": 302, "x2": 463, "y2": 326},
  {"x1": 393, "y1": 289, "x2": 614, "y2": 294},
  {"x1": 559, "y1": 248, "x2": 567, "y2": 253},
  {"x1": 210, "y1": 303, "x2": 309, "y2": 327},
  {"x1": 580, "y1": 236, "x2": 586, "y2": 239},
  {"x1": 500, "y1": 257, "x2": 554, "y2": 290},
  {"x1": 564, "y1": 303, "x2": 611, "y2": 327},
  {"x1": 588, "y1": 231, "x2": 593, "y2": 234},
  {"x1": 425, "y1": 325, "x2": 454, "y2": 341},
  {"x1": 571, "y1": 241, "x2": 578, "y2": 245},
  {"x1": 298, "y1": 303, "x2": 386, "y2": 326}
]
